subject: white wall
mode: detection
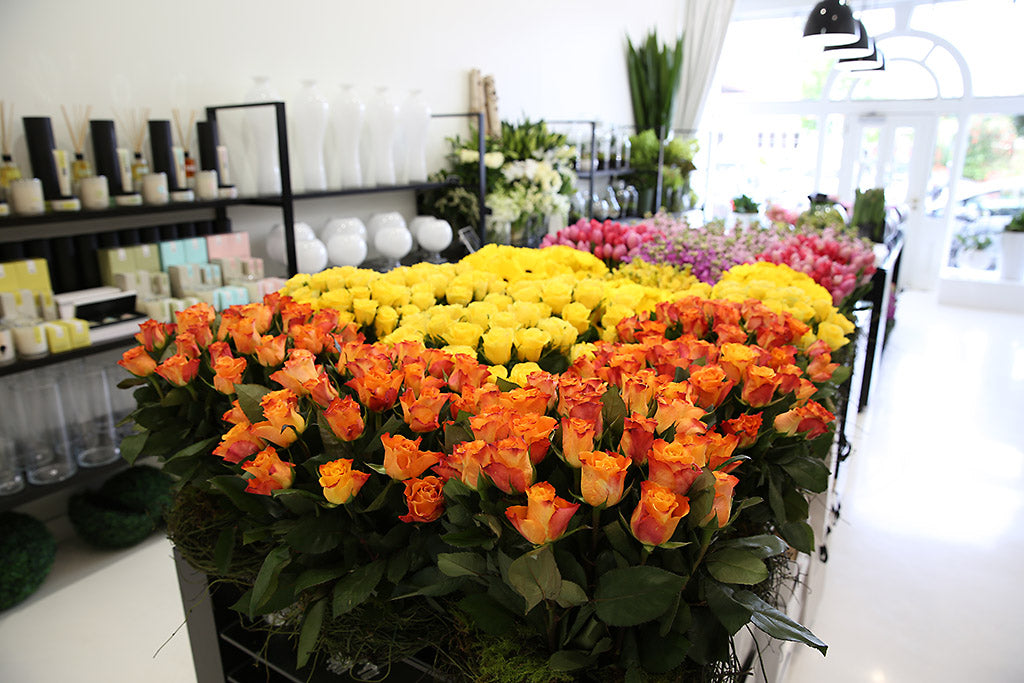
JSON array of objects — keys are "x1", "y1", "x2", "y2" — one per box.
[{"x1": 0, "y1": 0, "x2": 682, "y2": 266}]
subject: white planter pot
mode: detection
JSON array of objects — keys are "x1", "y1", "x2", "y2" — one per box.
[
  {"x1": 1001, "y1": 232, "x2": 1024, "y2": 281},
  {"x1": 961, "y1": 248, "x2": 994, "y2": 271}
]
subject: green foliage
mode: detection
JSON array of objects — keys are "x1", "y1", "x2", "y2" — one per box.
[
  {"x1": 1007, "y1": 210, "x2": 1024, "y2": 232},
  {"x1": 67, "y1": 465, "x2": 173, "y2": 549},
  {"x1": 626, "y1": 29, "x2": 685, "y2": 135},
  {"x1": 852, "y1": 188, "x2": 886, "y2": 241},
  {"x1": 732, "y1": 195, "x2": 759, "y2": 214},
  {"x1": 0, "y1": 512, "x2": 56, "y2": 610}
]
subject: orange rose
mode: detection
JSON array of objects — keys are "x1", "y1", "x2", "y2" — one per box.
[
  {"x1": 134, "y1": 319, "x2": 170, "y2": 351},
  {"x1": 270, "y1": 349, "x2": 321, "y2": 396},
  {"x1": 345, "y1": 367, "x2": 404, "y2": 412},
  {"x1": 290, "y1": 323, "x2": 328, "y2": 355},
  {"x1": 512, "y1": 413, "x2": 557, "y2": 464},
  {"x1": 118, "y1": 346, "x2": 157, "y2": 377},
  {"x1": 213, "y1": 423, "x2": 266, "y2": 464},
  {"x1": 399, "y1": 383, "x2": 448, "y2": 433},
  {"x1": 250, "y1": 389, "x2": 306, "y2": 447},
  {"x1": 241, "y1": 446, "x2": 295, "y2": 495},
  {"x1": 621, "y1": 413, "x2": 657, "y2": 465},
  {"x1": 223, "y1": 400, "x2": 250, "y2": 427},
  {"x1": 213, "y1": 356, "x2": 247, "y2": 394},
  {"x1": 447, "y1": 354, "x2": 490, "y2": 393},
  {"x1": 323, "y1": 395, "x2": 364, "y2": 441},
  {"x1": 704, "y1": 431, "x2": 740, "y2": 472},
  {"x1": 155, "y1": 353, "x2": 200, "y2": 386},
  {"x1": 483, "y1": 436, "x2": 534, "y2": 494},
  {"x1": 505, "y1": 481, "x2": 580, "y2": 545},
  {"x1": 228, "y1": 317, "x2": 262, "y2": 355},
  {"x1": 442, "y1": 440, "x2": 494, "y2": 489},
  {"x1": 621, "y1": 369, "x2": 661, "y2": 416},
  {"x1": 579, "y1": 450, "x2": 631, "y2": 507},
  {"x1": 654, "y1": 383, "x2": 705, "y2": 434},
  {"x1": 382, "y1": 433, "x2": 441, "y2": 480},
  {"x1": 560, "y1": 417, "x2": 597, "y2": 468},
  {"x1": 718, "y1": 343, "x2": 760, "y2": 384},
  {"x1": 319, "y1": 458, "x2": 371, "y2": 504},
  {"x1": 255, "y1": 334, "x2": 288, "y2": 368},
  {"x1": 450, "y1": 383, "x2": 502, "y2": 418},
  {"x1": 174, "y1": 331, "x2": 201, "y2": 360},
  {"x1": 206, "y1": 341, "x2": 233, "y2": 365},
  {"x1": 240, "y1": 302, "x2": 274, "y2": 334},
  {"x1": 775, "y1": 364, "x2": 804, "y2": 396},
  {"x1": 720, "y1": 413, "x2": 763, "y2": 448},
  {"x1": 469, "y1": 405, "x2": 512, "y2": 442},
  {"x1": 702, "y1": 471, "x2": 739, "y2": 529},
  {"x1": 281, "y1": 301, "x2": 313, "y2": 330},
  {"x1": 773, "y1": 400, "x2": 835, "y2": 439},
  {"x1": 303, "y1": 372, "x2": 340, "y2": 409},
  {"x1": 687, "y1": 364, "x2": 735, "y2": 410},
  {"x1": 648, "y1": 438, "x2": 704, "y2": 495},
  {"x1": 499, "y1": 386, "x2": 550, "y2": 415},
  {"x1": 398, "y1": 476, "x2": 445, "y2": 523},
  {"x1": 714, "y1": 322, "x2": 748, "y2": 345},
  {"x1": 629, "y1": 480, "x2": 690, "y2": 548},
  {"x1": 740, "y1": 365, "x2": 781, "y2": 408}
]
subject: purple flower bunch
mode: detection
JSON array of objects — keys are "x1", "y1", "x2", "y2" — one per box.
[{"x1": 637, "y1": 214, "x2": 778, "y2": 284}]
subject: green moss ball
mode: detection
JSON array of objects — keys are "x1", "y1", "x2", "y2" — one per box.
[
  {"x1": 0, "y1": 511, "x2": 57, "y2": 610},
  {"x1": 68, "y1": 465, "x2": 174, "y2": 550},
  {"x1": 99, "y1": 465, "x2": 174, "y2": 520}
]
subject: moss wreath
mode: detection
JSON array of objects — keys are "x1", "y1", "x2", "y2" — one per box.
[
  {"x1": 0, "y1": 511, "x2": 57, "y2": 610},
  {"x1": 68, "y1": 465, "x2": 174, "y2": 550}
]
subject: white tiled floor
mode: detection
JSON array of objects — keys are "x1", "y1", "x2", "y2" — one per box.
[
  {"x1": 787, "y1": 290, "x2": 1024, "y2": 682},
  {"x1": 2, "y1": 290, "x2": 1021, "y2": 682}
]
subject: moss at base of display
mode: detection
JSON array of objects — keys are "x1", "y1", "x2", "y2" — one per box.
[
  {"x1": 0, "y1": 511, "x2": 56, "y2": 610},
  {"x1": 67, "y1": 465, "x2": 173, "y2": 549}
]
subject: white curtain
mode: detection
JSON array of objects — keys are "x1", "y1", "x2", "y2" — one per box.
[{"x1": 675, "y1": 0, "x2": 736, "y2": 135}]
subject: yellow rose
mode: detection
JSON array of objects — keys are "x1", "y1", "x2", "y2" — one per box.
[
  {"x1": 570, "y1": 342, "x2": 596, "y2": 363},
  {"x1": 347, "y1": 269, "x2": 378, "y2": 289},
  {"x1": 352, "y1": 298, "x2": 379, "y2": 326},
  {"x1": 371, "y1": 279, "x2": 409, "y2": 308},
  {"x1": 508, "y1": 280, "x2": 542, "y2": 303},
  {"x1": 481, "y1": 326, "x2": 514, "y2": 365},
  {"x1": 382, "y1": 326, "x2": 425, "y2": 344},
  {"x1": 444, "y1": 321, "x2": 484, "y2": 349},
  {"x1": 428, "y1": 271, "x2": 451, "y2": 299},
  {"x1": 512, "y1": 301, "x2": 546, "y2": 328},
  {"x1": 561, "y1": 301, "x2": 593, "y2": 334},
  {"x1": 398, "y1": 303, "x2": 422, "y2": 318},
  {"x1": 307, "y1": 270, "x2": 333, "y2": 292},
  {"x1": 483, "y1": 292, "x2": 513, "y2": 310},
  {"x1": 514, "y1": 327, "x2": 551, "y2": 362},
  {"x1": 427, "y1": 313, "x2": 453, "y2": 339},
  {"x1": 537, "y1": 317, "x2": 567, "y2": 350},
  {"x1": 509, "y1": 362, "x2": 543, "y2": 387},
  {"x1": 487, "y1": 365, "x2": 510, "y2": 383},
  {"x1": 399, "y1": 312, "x2": 428, "y2": 334},
  {"x1": 574, "y1": 278, "x2": 605, "y2": 310},
  {"x1": 600, "y1": 303, "x2": 635, "y2": 333},
  {"x1": 443, "y1": 345, "x2": 478, "y2": 358},
  {"x1": 446, "y1": 280, "x2": 475, "y2": 306},
  {"x1": 465, "y1": 301, "x2": 498, "y2": 329},
  {"x1": 470, "y1": 272, "x2": 492, "y2": 300},
  {"x1": 410, "y1": 282, "x2": 436, "y2": 310},
  {"x1": 336, "y1": 311, "x2": 355, "y2": 328},
  {"x1": 288, "y1": 285, "x2": 316, "y2": 305},
  {"x1": 490, "y1": 311, "x2": 519, "y2": 331},
  {"x1": 348, "y1": 285, "x2": 371, "y2": 301},
  {"x1": 607, "y1": 282, "x2": 645, "y2": 310},
  {"x1": 284, "y1": 274, "x2": 311, "y2": 292},
  {"x1": 541, "y1": 279, "x2": 574, "y2": 316},
  {"x1": 374, "y1": 305, "x2": 399, "y2": 337},
  {"x1": 487, "y1": 279, "x2": 508, "y2": 296},
  {"x1": 816, "y1": 321, "x2": 849, "y2": 350},
  {"x1": 318, "y1": 289, "x2": 353, "y2": 312}
]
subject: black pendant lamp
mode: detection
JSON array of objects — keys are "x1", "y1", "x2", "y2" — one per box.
[
  {"x1": 803, "y1": 0, "x2": 858, "y2": 47},
  {"x1": 824, "y1": 19, "x2": 873, "y2": 60},
  {"x1": 836, "y1": 41, "x2": 885, "y2": 71}
]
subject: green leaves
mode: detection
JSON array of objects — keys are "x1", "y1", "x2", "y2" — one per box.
[
  {"x1": 119, "y1": 432, "x2": 147, "y2": 466},
  {"x1": 508, "y1": 546, "x2": 562, "y2": 614},
  {"x1": 594, "y1": 566, "x2": 684, "y2": 626},
  {"x1": 437, "y1": 552, "x2": 487, "y2": 579},
  {"x1": 456, "y1": 593, "x2": 514, "y2": 636},
  {"x1": 235, "y1": 383, "x2": 273, "y2": 424},
  {"x1": 780, "y1": 456, "x2": 831, "y2": 492},
  {"x1": 727, "y1": 588, "x2": 828, "y2": 655},
  {"x1": 719, "y1": 534, "x2": 789, "y2": 559},
  {"x1": 705, "y1": 549, "x2": 769, "y2": 585},
  {"x1": 781, "y1": 521, "x2": 815, "y2": 555},
  {"x1": 332, "y1": 560, "x2": 385, "y2": 616},
  {"x1": 296, "y1": 598, "x2": 326, "y2": 669},
  {"x1": 251, "y1": 546, "x2": 291, "y2": 614}
]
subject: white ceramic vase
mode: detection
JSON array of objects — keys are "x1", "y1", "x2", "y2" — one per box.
[
  {"x1": 294, "y1": 79, "x2": 329, "y2": 192},
  {"x1": 367, "y1": 87, "x2": 399, "y2": 186},
  {"x1": 331, "y1": 85, "x2": 365, "y2": 189},
  {"x1": 244, "y1": 76, "x2": 283, "y2": 195},
  {"x1": 400, "y1": 89, "x2": 431, "y2": 184},
  {"x1": 1001, "y1": 231, "x2": 1024, "y2": 281}
]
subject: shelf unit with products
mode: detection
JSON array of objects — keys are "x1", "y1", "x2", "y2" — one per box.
[{"x1": 548, "y1": 119, "x2": 636, "y2": 221}]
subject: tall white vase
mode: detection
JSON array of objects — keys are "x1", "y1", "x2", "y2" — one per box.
[
  {"x1": 331, "y1": 84, "x2": 364, "y2": 189},
  {"x1": 1001, "y1": 231, "x2": 1024, "y2": 281},
  {"x1": 244, "y1": 76, "x2": 282, "y2": 195},
  {"x1": 367, "y1": 87, "x2": 399, "y2": 187},
  {"x1": 401, "y1": 89, "x2": 431, "y2": 184},
  {"x1": 293, "y1": 79, "x2": 329, "y2": 192}
]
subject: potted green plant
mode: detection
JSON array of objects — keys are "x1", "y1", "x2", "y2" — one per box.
[
  {"x1": 955, "y1": 232, "x2": 995, "y2": 270},
  {"x1": 1001, "y1": 210, "x2": 1024, "y2": 281},
  {"x1": 851, "y1": 189, "x2": 886, "y2": 243},
  {"x1": 731, "y1": 194, "x2": 760, "y2": 230}
]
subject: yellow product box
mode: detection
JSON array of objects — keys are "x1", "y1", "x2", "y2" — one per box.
[
  {"x1": 0, "y1": 262, "x2": 22, "y2": 292},
  {"x1": 42, "y1": 321, "x2": 72, "y2": 354},
  {"x1": 98, "y1": 247, "x2": 138, "y2": 287},
  {"x1": 13, "y1": 259, "x2": 52, "y2": 293},
  {"x1": 133, "y1": 243, "x2": 162, "y2": 272},
  {"x1": 54, "y1": 318, "x2": 91, "y2": 348}
]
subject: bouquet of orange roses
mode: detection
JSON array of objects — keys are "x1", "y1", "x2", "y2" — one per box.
[{"x1": 119, "y1": 280, "x2": 842, "y2": 678}]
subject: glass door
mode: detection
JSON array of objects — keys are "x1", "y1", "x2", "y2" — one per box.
[{"x1": 839, "y1": 113, "x2": 941, "y2": 289}]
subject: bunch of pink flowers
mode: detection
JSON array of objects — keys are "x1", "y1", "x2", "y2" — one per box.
[
  {"x1": 540, "y1": 219, "x2": 659, "y2": 265},
  {"x1": 756, "y1": 227, "x2": 877, "y2": 306}
]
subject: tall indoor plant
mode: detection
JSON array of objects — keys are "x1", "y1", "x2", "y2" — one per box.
[{"x1": 626, "y1": 29, "x2": 684, "y2": 137}]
